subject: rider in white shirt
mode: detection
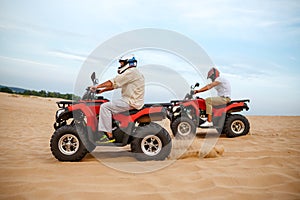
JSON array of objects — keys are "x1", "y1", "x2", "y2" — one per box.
[{"x1": 194, "y1": 68, "x2": 231, "y2": 127}]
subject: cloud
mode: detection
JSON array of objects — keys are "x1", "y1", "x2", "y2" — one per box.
[
  {"x1": 219, "y1": 64, "x2": 266, "y2": 79},
  {"x1": 48, "y1": 51, "x2": 87, "y2": 62},
  {"x1": 218, "y1": 59, "x2": 294, "y2": 82},
  {"x1": 0, "y1": 0, "x2": 299, "y2": 115},
  {"x1": 0, "y1": 55, "x2": 79, "y2": 92},
  {"x1": 0, "y1": 16, "x2": 86, "y2": 39},
  {"x1": 174, "y1": 0, "x2": 300, "y2": 39},
  {"x1": 0, "y1": 55, "x2": 64, "y2": 70}
]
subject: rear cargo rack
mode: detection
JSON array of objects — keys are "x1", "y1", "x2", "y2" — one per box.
[
  {"x1": 56, "y1": 101, "x2": 77, "y2": 108},
  {"x1": 230, "y1": 99, "x2": 250, "y2": 103}
]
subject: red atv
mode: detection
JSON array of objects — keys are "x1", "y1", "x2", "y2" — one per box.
[
  {"x1": 50, "y1": 73, "x2": 172, "y2": 162},
  {"x1": 168, "y1": 83, "x2": 250, "y2": 138}
]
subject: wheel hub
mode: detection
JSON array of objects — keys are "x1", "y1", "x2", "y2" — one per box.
[
  {"x1": 141, "y1": 135, "x2": 162, "y2": 156},
  {"x1": 178, "y1": 122, "x2": 191, "y2": 136},
  {"x1": 231, "y1": 120, "x2": 245, "y2": 134},
  {"x1": 58, "y1": 134, "x2": 80, "y2": 155}
]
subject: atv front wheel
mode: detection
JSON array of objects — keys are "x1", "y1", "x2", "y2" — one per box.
[
  {"x1": 131, "y1": 123, "x2": 172, "y2": 161},
  {"x1": 223, "y1": 114, "x2": 250, "y2": 138},
  {"x1": 75, "y1": 124, "x2": 96, "y2": 153},
  {"x1": 171, "y1": 116, "x2": 196, "y2": 139},
  {"x1": 50, "y1": 125, "x2": 88, "y2": 161}
]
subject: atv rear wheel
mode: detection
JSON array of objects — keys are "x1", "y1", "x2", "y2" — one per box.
[
  {"x1": 223, "y1": 114, "x2": 250, "y2": 138},
  {"x1": 131, "y1": 123, "x2": 172, "y2": 161},
  {"x1": 50, "y1": 125, "x2": 88, "y2": 161},
  {"x1": 171, "y1": 116, "x2": 196, "y2": 139}
]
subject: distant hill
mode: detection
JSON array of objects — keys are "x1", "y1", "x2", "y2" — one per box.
[
  {"x1": 0, "y1": 85, "x2": 80, "y2": 100},
  {"x1": 0, "y1": 85, "x2": 26, "y2": 93}
]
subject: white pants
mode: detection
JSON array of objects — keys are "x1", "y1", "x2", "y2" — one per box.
[{"x1": 98, "y1": 99, "x2": 131, "y2": 133}]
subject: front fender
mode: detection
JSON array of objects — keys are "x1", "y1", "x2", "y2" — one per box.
[
  {"x1": 68, "y1": 104, "x2": 98, "y2": 132},
  {"x1": 54, "y1": 108, "x2": 73, "y2": 130},
  {"x1": 180, "y1": 101, "x2": 200, "y2": 117}
]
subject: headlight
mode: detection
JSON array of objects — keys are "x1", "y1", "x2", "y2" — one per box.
[
  {"x1": 172, "y1": 106, "x2": 181, "y2": 113},
  {"x1": 56, "y1": 108, "x2": 65, "y2": 119}
]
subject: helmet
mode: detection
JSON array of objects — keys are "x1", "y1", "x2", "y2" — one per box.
[
  {"x1": 207, "y1": 67, "x2": 220, "y2": 81},
  {"x1": 118, "y1": 54, "x2": 137, "y2": 74},
  {"x1": 119, "y1": 54, "x2": 137, "y2": 66}
]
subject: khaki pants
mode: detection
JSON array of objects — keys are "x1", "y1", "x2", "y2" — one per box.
[{"x1": 205, "y1": 97, "x2": 231, "y2": 115}]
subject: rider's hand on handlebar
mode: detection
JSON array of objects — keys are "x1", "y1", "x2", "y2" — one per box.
[{"x1": 90, "y1": 86, "x2": 97, "y2": 92}]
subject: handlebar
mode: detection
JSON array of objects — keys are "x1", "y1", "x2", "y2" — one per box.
[
  {"x1": 183, "y1": 82, "x2": 199, "y2": 100},
  {"x1": 183, "y1": 90, "x2": 193, "y2": 100},
  {"x1": 81, "y1": 72, "x2": 100, "y2": 100}
]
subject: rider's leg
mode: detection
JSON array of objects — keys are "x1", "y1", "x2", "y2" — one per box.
[
  {"x1": 98, "y1": 99, "x2": 130, "y2": 138},
  {"x1": 201, "y1": 97, "x2": 229, "y2": 127},
  {"x1": 205, "y1": 98, "x2": 213, "y2": 122},
  {"x1": 206, "y1": 97, "x2": 229, "y2": 122}
]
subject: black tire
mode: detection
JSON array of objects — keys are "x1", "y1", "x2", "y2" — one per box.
[
  {"x1": 223, "y1": 114, "x2": 250, "y2": 138},
  {"x1": 81, "y1": 134, "x2": 96, "y2": 153},
  {"x1": 75, "y1": 124, "x2": 96, "y2": 153},
  {"x1": 171, "y1": 116, "x2": 197, "y2": 139},
  {"x1": 131, "y1": 123, "x2": 172, "y2": 161},
  {"x1": 50, "y1": 125, "x2": 88, "y2": 161}
]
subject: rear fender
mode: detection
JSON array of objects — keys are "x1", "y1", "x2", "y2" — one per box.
[
  {"x1": 213, "y1": 102, "x2": 249, "y2": 117},
  {"x1": 113, "y1": 106, "x2": 167, "y2": 128},
  {"x1": 227, "y1": 102, "x2": 249, "y2": 113}
]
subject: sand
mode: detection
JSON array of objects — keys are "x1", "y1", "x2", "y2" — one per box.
[{"x1": 0, "y1": 92, "x2": 299, "y2": 199}]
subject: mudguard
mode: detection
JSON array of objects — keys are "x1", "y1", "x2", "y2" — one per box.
[
  {"x1": 67, "y1": 104, "x2": 98, "y2": 132},
  {"x1": 213, "y1": 100, "x2": 250, "y2": 117},
  {"x1": 113, "y1": 106, "x2": 167, "y2": 128}
]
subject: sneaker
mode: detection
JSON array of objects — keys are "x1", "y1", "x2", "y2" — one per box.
[
  {"x1": 95, "y1": 132, "x2": 116, "y2": 144},
  {"x1": 200, "y1": 121, "x2": 214, "y2": 127},
  {"x1": 96, "y1": 134, "x2": 115, "y2": 144}
]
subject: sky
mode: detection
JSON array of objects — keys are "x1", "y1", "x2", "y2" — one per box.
[{"x1": 0, "y1": 0, "x2": 299, "y2": 115}]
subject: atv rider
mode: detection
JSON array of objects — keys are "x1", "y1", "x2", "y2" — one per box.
[
  {"x1": 91, "y1": 54, "x2": 145, "y2": 143},
  {"x1": 194, "y1": 67, "x2": 231, "y2": 127}
]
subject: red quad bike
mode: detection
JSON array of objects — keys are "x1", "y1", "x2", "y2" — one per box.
[
  {"x1": 50, "y1": 72, "x2": 172, "y2": 162},
  {"x1": 168, "y1": 83, "x2": 250, "y2": 139}
]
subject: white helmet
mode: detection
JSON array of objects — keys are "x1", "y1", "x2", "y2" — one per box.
[{"x1": 118, "y1": 54, "x2": 137, "y2": 74}]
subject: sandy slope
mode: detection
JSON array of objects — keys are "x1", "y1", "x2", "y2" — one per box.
[{"x1": 0, "y1": 92, "x2": 299, "y2": 200}]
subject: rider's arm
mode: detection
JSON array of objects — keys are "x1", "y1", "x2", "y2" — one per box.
[
  {"x1": 96, "y1": 80, "x2": 113, "y2": 88},
  {"x1": 195, "y1": 81, "x2": 220, "y2": 94},
  {"x1": 91, "y1": 80, "x2": 114, "y2": 93},
  {"x1": 97, "y1": 80, "x2": 114, "y2": 94},
  {"x1": 98, "y1": 86, "x2": 114, "y2": 94}
]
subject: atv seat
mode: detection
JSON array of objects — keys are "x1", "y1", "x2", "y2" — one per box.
[
  {"x1": 126, "y1": 104, "x2": 153, "y2": 115},
  {"x1": 118, "y1": 103, "x2": 172, "y2": 116},
  {"x1": 213, "y1": 99, "x2": 250, "y2": 109}
]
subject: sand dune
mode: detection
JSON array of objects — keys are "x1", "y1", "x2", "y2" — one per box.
[{"x1": 0, "y1": 92, "x2": 299, "y2": 199}]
